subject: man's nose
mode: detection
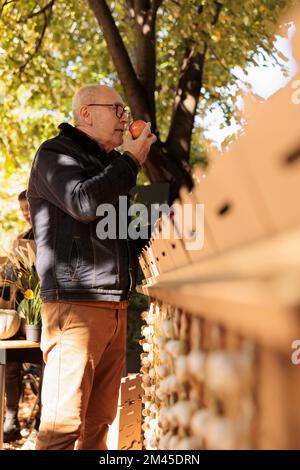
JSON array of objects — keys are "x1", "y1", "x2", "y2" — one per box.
[{"x1": 120, "y1": 113, "x2": 129, "y2": 123}]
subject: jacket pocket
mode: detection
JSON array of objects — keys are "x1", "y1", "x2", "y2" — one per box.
[{"x1": 68, "y1": 236, "x2": 82, "y2": 281}]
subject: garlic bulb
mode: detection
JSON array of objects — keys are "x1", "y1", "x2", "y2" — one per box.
[
  {"x1": 165, "y1": 339, "x2": 187, "y2": 358},
  {"x1": 159, "y1": 351, "x2": 169, "y2": 363},
  {"x1": 158, "y1": 431, "x2": 173, "y2": 450},
  {"x1": 160, "y1": 375, "x2": 181, "y2": 394},
  {"x1": 190, "y1": 409, "x2": 213, "y2": 437},
  {"x1": 141, "y1": 311, "x2": 149, "y2": 321},
  {"x1": 155, "y1": 387, "x2": 168, "y2": 402},
  {"x1": 156, "y1": 364, "x2": 170, "y2": 379},
  {"x1": 175, "y1": 355, "x2": 189, "y2": 382},
  {"x1": 205, "y1": 351, "x2": 252, "y2": 395},
  {"x1": 177, "y1": 437, "x2": 202, "y2": 450},
  {"x1": 142, "y1": 325, "x2": 154, "y2": 337},
  {"x1": 141, "y1": 356, "x2": 151, "y2": 368},
  {"x1": 168, "y1": 435, "x2": 180, "y2": 450},
  {"x1": 205, "y1": 417, "x2": 238, "y2": 450},
  {"x1": 159, "y1": 319, "x2": 174, "y2": 338},
  {"x1": 156, "y1": 336, "x2": 167, "y2": 348},
  {"x1": 148, "y1": 367, "x2": 156, "y2": 380},
  {"x1": 187, "y1": 350, "x2": 206, "y2": 381},
  {"x1": 147, "y1": 314, "x2": 156, "y2": 326},
  {"x1": 142, "y1": 373, "x2": 151, "y2": 385},
  {"x1": 158, "y1": 407, "x2": 170, "y2": 423},
  {"x1": 149, "y1": 418, "x2": 158, "y2": 430},
  {"x1": 172, "y1": 400, "x2": 198, "y2": 428},
  {"x1": 144, "y1": 428, "x2": 156, "y2": 441},
  {"x1": 143, "y1": 400, "x2": 152, "y2": 410},
  {"x1": 142, "y1": 342, "x2": 152, "y2": 353}
]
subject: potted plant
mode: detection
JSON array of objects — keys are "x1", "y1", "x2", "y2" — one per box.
[{"x1": 7, "y1": 242, "x2": 42, "y2": 342}]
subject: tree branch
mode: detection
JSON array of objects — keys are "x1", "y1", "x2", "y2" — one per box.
[
  {"x1": 17, "y1": 0, "x2": 55, "y2": 23},
  {"x1": 152, "y1": 0, "x2": 164, "y2": 11},
  {"x1": 88, "y1": 0, "x2": 152, "y2": 121},
  {"x1": 0, "y1": 0, "x2": 16, "y2": 18},
  {"x1": 166, "y1": 1, "x2": 223, "y2": 163},
  {"x1": 132, "y1": 0, "x2": 158, "y2": 126},
  {"x1": 18, "y1": 7, "x2": 53, "y2": 75}
]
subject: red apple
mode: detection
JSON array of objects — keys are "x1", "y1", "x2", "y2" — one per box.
[{"x1": 129, "y1": 120, "x2": 147, "y2": 139}]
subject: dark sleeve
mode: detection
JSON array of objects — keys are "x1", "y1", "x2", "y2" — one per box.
[{"x1": 33, "y1": 145, "x2": 138, "y2": 223}]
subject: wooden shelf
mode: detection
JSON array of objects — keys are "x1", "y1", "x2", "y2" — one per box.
[
  {"x1": 138, "y1": 225, "x2": 300, "y2": 353},
  {"x1": 0, "y1": 339, "x2": 40, "y2": 349}
]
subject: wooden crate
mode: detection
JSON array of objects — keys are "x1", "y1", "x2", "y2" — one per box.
[
  {"x1": 107, "y1": 373, "x2": 142, "y2": 450},
  {"x1": 192, "y1": 150, "x2": 268, "y2": 253},
  {"x1": 229, "y1": 73, "x2": 300, "y2": 233}
]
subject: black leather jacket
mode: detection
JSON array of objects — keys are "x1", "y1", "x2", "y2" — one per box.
[{"x1": 27, "y1": 123, "x2": 141, "y2": 302}]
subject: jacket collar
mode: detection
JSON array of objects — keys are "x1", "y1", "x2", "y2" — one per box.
[{"x1": 58, "y1": 122, "x2": 105, "y2": 157}]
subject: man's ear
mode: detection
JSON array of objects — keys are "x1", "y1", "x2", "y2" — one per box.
[{"x1": 79, "y1": 105, "x2": 92, "y2": 125}]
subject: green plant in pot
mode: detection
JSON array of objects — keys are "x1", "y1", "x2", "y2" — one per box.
[
  {"x1": 7, "y1": 243, "x2": 42, "y2": 342},
  {"x1": 18, "y1": 283, "x2": 42, "y2": 342}
]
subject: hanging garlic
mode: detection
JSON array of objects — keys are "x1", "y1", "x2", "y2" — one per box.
[
  {"x1": 158, "y1": 407, "x2": 170, "y2": 426},
  {"x1": 177, "y1": 436, "x2": 202, "y2": 450},
  {"x1": 146, "y1": 314, "x2": 156, "y2": 326},
  {"x1": 187, "y1": 350, "x2": 206, "y2": 381},
  {"x1": 190, "y1": 409, "x2": 213, "y2": 437},
  {"x1": 159, "y1": 351, "x2": 169, "y2": 364},
  {"x1": 142, "y1": 342, "x2": 152, "y2": 353},
  {"x1": 172, "y1": 400, "x2": 198, "y2": 428},
  {"x1": 175, "y1": 355, "x2": 189, "y2": 382},
  {"x1": 144, "y1": 428, "x2": 157, "y2": 441},
  {"x1": 205, "y1": 351, "x2": 252, "y2": 395},
  {"x1": 143, "y1": 385, "x2": 155, "y2": 396},
  {"x1": 156, "y1": 336, "x2": 167, "y2": 348},
  {"x1": 156, "y1": 364, "x2": 170, "y2": 379},
  {"x1": 160, "y1": 375, "x2": 181, "y2": 394},
  {"x1": 142, "y1": 325, "x2": 154, "y2": 337},
  {"x1": 155, "y1": 387, "x2": 168, "y2": 402},
  {"x1": 168, "y1": 434, "x2": 180, "y2": 450},
  {"x1": 143, "y1": 400, "x2": 152, "y2": 410},
  {"x1": 149, "y1": 418, "x2": 158, "y2": 430},
  {"x1": 165, "y1": 339, "x2": 187, "y2": 358},
  {"x1": 148, "y1": 351, "x2": 154, "y2": 363},
  {"x1": 148, "y1": 436, "x2": 158, "y2": 448},
  {"x1": 141, "y1": 356, "x2": 151, "y2": 368},
  {"x1": 158, "y1": 431, "x2": 173, "y2": 450},
  {"x1": 141, "y1": 366, "x2": 149, "y2": 375},
  {"x1": 141, "y1": 311, "x2": 149, "y2": 321},
  {"x1": 148, "y1": 367, "x2": 156, "y2": 380},
  {"x1": 159, "y1": 319, "x2": 174, "y2": 338},
  {"x1": 205, "y1": 417, "x2": 238, "y2": 450},
  {"x1": 142, "y1": 373, "x2": 151, "y2": 385}
]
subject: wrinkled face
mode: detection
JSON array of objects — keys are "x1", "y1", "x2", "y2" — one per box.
[
  {"x1": 19, "y1": 198, "x2": 31, "y2": 225},
  {"x1": 84, "y1": 89, "x2": 129, "y2": 152}
]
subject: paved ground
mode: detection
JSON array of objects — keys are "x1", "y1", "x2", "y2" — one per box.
[{"x1": 4, "y1": 381, "x2": 39, "y2": 450}]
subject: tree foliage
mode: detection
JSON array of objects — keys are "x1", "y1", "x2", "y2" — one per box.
[{"x1": 0, "y1": 0, "x2": 293, "y2": 241}]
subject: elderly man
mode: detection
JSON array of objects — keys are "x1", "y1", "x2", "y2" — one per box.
[{"x1": 27, "y1": 84, "x2": 156, "y2": 450}]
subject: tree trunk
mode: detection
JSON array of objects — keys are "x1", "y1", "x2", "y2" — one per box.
[{"x1": 143, "y1": 140, "x2": 194, "y2": 203}]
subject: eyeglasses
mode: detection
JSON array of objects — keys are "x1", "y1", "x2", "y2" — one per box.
[{"x1": 86, "y1": 103, "x2": 129, "y2": 119}]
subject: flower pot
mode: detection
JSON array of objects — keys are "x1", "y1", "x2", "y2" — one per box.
[{"x1": 25, "y1": 324, "x2": 41, "y2": 342}]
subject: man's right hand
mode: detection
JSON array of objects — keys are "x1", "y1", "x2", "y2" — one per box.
[{"x1": 123, "y1": 122, "x2": 157, "y2": 167}]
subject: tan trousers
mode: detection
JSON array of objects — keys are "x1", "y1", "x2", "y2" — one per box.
[{"x1": 35, "y1": 300, "x2": 127, "y2": 450}]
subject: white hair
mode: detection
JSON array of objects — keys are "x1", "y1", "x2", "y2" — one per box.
[{"x1": 72, "y1": 84, "x2": 113, "y2": 125}]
